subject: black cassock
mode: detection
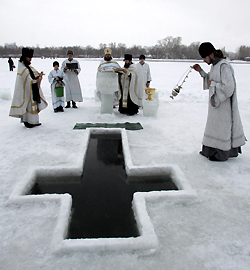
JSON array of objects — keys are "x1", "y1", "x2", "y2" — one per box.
[{"x1": 118, "y1": 73, "x2": 139, "y2": 116}]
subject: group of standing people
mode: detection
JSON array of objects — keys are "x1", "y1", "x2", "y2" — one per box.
[
  {"x1": 96, "y1": 49, "x2": 152, "y2": 115},
  {"x1": 9, "y1": 42, "x2": 246, "y2": 161},
  {"x1": 48, "y1": 50, "x2": 82, "y2": 112},
  {"x1": 48, "y1": 49, "x2": 153, "y2": 115},
  {"x1": 8, "y1": 47, "x2": 152, "y2": 125},
  {"x1": 119, "y1": 53, "x2": 152, "y2": 115}
]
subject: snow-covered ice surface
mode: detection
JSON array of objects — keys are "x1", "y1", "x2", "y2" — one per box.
[{"x1": 0, "y1": 58, "x2": 250, "y2": 269}]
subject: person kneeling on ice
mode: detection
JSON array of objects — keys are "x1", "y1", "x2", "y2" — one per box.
[
  {"x1": 61, "y1": 50, "x2": 83, "y2": 109},
  {"x1": 193, "y1": 42, "x2": 246, "y2": 161},
  {"x1": 9, "y1": 47, "x2": 47, "y2": 128},
  {"x1": 48, "y1": 61, "x2": 65, "y2": 113}
]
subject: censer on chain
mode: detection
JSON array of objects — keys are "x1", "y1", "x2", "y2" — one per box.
[{"x1": 170, "y1": 66, "x2": 193, "y2": 99}]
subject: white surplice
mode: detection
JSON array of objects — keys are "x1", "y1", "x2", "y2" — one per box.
[
  {"x1": 48, "y1": 69, "x2": 65, "y2": 109},
  {"x1": 119, "y1": 64, "x2": 142, "y2": 107},
  {"x1": 61, "y1": 59, "x2": 83, "y2": 102},
  {"x1": 200, "y1": 59, "x2": 246, "y2": 151},
  {"x1": 96, "y1": 58, "x2": 121, "y2": 106},
  {"x1": 136, "y1": 62, "x2": 152, "y2": 99},
  {"x1": 9, "y1": 61, "x2": 47, "y2": 124}
]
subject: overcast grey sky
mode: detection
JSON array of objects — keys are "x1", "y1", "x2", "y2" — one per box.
[{"x1": 1, "y1": 0, "x2": 249, "y2": 52}]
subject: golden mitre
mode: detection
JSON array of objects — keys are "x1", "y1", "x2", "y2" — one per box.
[{"x1": 104, "y1": 48, "x2": 112, "y2": 55}]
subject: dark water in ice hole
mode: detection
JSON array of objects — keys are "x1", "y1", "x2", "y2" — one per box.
[{"x1": 29, "y1": 133, "x2": 178, "y2": 239}]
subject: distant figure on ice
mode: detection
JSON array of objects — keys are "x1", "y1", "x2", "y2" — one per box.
[
  {"x1": 9, "y1": 48, "x2": 47, "y2": 128},
  {"x1": 61, "y1": 50, "x2": 82, "y2": 108},
  {"x1": 193, "y1": 42, "x2": 246, "y2": 161},
  {"x1": 136, "y1": 54, "x2": 152, "y2": 99},
  {"x1": 48, "y1": 61, "x2": 65, "y2": 113},
  {"x1": 8, "y1": 57, "x2": 15, "y2": 71},
  {"x1": 118, "y1": 54, "x2": 142, "y2": 115},
  {"x1": 96, "y1": 48, "x2": 121, "y2": 106}
]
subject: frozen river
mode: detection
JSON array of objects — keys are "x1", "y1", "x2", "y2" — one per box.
[{"x1": 0, "y1": 58, "x2": 250, "y2": 269}]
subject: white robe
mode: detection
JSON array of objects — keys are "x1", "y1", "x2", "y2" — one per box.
[
  {"x1": 61, "y1": 59, "x2": 83, "y2": 102},
  {"x1": 96, "y1": 58, "x2": 121, "y2": 106},
  {"x1": 97, "y1": 59, "x2": 121, "y2": 72},
  {"x1": 136, "y1": 62, "x2": 152, "y2": 99},
  {"x1": 120, "y1": 64, "x2": 142, "y2": 107},
  {"x1": 9, "y1": 61, "x2": 47, "y2": 124},
  {"x1": 48, "y1": 69, "x2": 65, "y2": 109},
  {"x1": 200, "y1": 59, "x2": 246, "y2": 151}
]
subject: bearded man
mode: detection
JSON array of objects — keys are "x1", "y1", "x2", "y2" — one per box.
[
  {"x1": 118, "y1": 54, "x2": 142, "y2": 115},
  {"x1": 96, "y1": 48, "x2": 121, "y2": 106},
  {"x1": 193, "y1": 42, "x2": 246, "y2": 161},
  {"x1": 9, "y1": 47, "x2": 47, "y2": 128}
]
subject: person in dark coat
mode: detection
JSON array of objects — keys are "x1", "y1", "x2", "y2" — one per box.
[{"x1": 8, "y1": 57, "x2": 15, "y2": 71}]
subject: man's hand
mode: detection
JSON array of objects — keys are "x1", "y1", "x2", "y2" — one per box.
[{"x1": 192, "y1": 64, "x2": 202, "y2": 72}]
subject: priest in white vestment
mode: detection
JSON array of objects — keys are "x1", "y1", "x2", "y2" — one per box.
[
  {"x1": 61, "y1": 50, "x2": 83, "y2": 108},
  {"x1": 118, "y1": 54, "x2": 142, "y2": 115},
  {"x1": 96, "y1": 48, "x2": 121, "y2": 106},
  {"x1": 48, "y1": 61, "x2": 65, "y2": 112},
  {"x1": 193, "y1": 42, "x2": 246, "y2": 161},
  {"x1": 136, "y1": 54, "x2": 152, "y2": 99},
  {"x1": 9, "y1": 48, "x2": 47, "y2": 128}
]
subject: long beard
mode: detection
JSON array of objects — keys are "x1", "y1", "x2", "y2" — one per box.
[
  {"x1": 20, "y1": 56, "x2": 31, "y2": 66},
  {"x1": 124, "y1": 63, "x2": 130, "y2": 68},
  {"x1": 23, "y1": 59, "x2": 31, "y2": 66},
  {"x1": 104, "y1": 55, "x2": 112, "y2": 61},
  {"x1": 208, "y1": 56, "x2": 213, "y2": 65}
]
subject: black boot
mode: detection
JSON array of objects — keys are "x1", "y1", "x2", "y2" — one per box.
[
  {"x1": 24, "y1": 122, "x2": 41, "y2": 128},
  {"x1": 65, "y1": 101, "x2": 71, "y2": 108},
  {"x1": 72, "y1": 101, "x2": 78, "y2": 108},
  {"x1": 59, "y1": 106, "x2": 64, "y2": 112},
  {"x1": 24, "y1": 122, "x2": 35, "y2": 128}
]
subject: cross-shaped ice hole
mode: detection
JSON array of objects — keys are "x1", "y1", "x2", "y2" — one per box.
[
  {"x1": 29, "y1": 133, "x2": 178, "y2": 239},
  {"x1": 8, "y1": 128, "x2": 197, "y2": 255}
]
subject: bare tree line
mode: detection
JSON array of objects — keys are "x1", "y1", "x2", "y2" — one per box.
[{"x1": 1, "y1": 36, "x2": 249, "y2": 60}]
